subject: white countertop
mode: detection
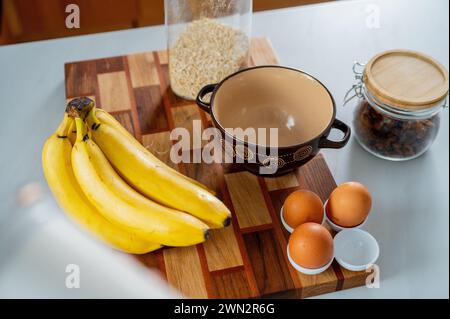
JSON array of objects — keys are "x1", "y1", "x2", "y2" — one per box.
[{"x1": 0, "y1": 0, "x2": 448, "y2": 298}]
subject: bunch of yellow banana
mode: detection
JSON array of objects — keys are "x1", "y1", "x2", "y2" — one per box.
[{"x1": 42, "y1": 97, "x2": 231, "y2": 254}]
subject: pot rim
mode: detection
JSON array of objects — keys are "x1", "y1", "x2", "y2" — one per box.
[{"x1": 207, "y1": 65, "x2": 338, "y2": 150}]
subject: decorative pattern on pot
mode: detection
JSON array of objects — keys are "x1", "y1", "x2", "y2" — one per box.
[
  {"x1": 234, "y1": 144, "x2": 255, "y2": 161},
  {"x1": 262, "y1": 156, "x2": 286, "y2": 169},
  {"x1": 293, "y1": 145, "x2": 313, "y2": 162}
]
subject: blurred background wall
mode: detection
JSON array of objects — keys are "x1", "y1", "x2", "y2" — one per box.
[{"x1": 0, "y1": 0, "x2": 329, "y2": 45}]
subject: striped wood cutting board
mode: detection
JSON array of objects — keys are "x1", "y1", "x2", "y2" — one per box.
[{"x1": 64, "y1": 38, "x2": 369, "y2": 298}]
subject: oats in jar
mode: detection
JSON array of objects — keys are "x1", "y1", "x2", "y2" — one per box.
[{"x1": 169, "y1": 18, "x2": 250, "y2": 100}]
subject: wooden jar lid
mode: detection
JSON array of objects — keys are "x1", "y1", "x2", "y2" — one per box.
[{"x1": 364, "y1": 49, "x2": 449, "y2": 111}]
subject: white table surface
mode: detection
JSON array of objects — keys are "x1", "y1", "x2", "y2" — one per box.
[{"x1": 0, "y1": 0, "x2": 448, "y2": 298}]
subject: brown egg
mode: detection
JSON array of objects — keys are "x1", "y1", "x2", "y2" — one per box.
[
  {"x1": 288, "y1": 223, "x2": 334, "y2": 269},
  {"x1": 283, "y1": 190, "x2": 324, "y2": 229},
  {"x1": 326, "y1": 182, "x2": 372, "y2": 228}
]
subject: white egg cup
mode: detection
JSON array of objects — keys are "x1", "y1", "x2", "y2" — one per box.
[
  {"x1": 280, "y1": 206, "x2": 325, "y2": 234},
  {"x1": 287, "y1": 229, "x2": 380, "y2": 275},
  {"x1": 323, "y1": 200, "x2": 367, "y2": 232},
  {"x1": 333, "y1": 228, "x2": 380, "y2": 271},
  {"x1": 287, "y1": 244, "x2": 334, "y2": 275}
]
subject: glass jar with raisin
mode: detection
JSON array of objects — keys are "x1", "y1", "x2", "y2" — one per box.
[{"x1": 346, "y1": 50, "x2": 448, "y2": 161}]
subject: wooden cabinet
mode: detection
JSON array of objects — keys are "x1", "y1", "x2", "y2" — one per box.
[
  {"x1": 1, "y1": 0, "x2": 140, "y2": 43},
  {"x1": 1, "y1": 0, "x2": 328, "y2": 44},
  {"x1": 254, "y1": 0, "x2": 325, "y2": 11}
]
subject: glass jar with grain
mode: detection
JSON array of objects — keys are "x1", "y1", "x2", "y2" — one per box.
[
  {"x1": 345, "y1": 50, "x2": 449, "y2": 161},
  {"x1": 165, "y1": 0, "x2": 252, "y2": 100}
]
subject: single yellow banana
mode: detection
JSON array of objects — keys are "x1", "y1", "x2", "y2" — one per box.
[
  {"x1": 94, "y1": 107, "x2": 216, "y2": 195},
  {"x1": 71, "y1": 117, "x2": 209, "y2": 246},
  {"x1": 86, "y1": 108, "x2": 231, "y2": 229},
  {"x1": 42, "y1": 114, "x2": 160, "y2": 254}
]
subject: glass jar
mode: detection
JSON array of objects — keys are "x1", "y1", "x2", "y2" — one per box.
[
  {"x1": 346, "y1": 51, "x2": 448, "y2": 161},
  {"x1": 165, "y1": 0, "x2": 252, "y2": 100}
]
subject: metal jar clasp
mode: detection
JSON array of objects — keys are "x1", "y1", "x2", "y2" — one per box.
[{"x1": 343, "y1": 61, "x2": 366, "y2": 106}]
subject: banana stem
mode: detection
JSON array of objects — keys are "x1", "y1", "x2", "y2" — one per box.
[
  {"x1": 66, "y1": 97, "x2": 95, "y2": 119},
  {"x1": 56, "y1": 114, "x2": 73, "y2": 138},
  {"x1": 74, "y1": 118, "x2": 88, "y2": 143}
]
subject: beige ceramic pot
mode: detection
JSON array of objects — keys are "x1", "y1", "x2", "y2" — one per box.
[{"x1": 196, "y1": 66, "x2": 350, "y2": 175}]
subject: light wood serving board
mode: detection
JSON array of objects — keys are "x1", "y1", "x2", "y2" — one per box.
[{"x1": 64, "y1": 38, "x2": 369, "y2": 299}]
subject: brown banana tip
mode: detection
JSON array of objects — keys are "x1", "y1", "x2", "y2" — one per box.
[
  {"x1": 204, "y1": 229, "x2": 210, "y2": 241},
  {"x1": 223, "y1": 217, "x2": 231, "y2": 227},
  {"x1": 66, "y1": 97, "x2": 95, "y2": 118}
]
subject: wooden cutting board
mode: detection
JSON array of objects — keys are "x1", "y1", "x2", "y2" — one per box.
[{"x1": 64, "y1": 38, "x2": 369, "y2": 298}]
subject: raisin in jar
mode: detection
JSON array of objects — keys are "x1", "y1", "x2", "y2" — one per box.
[{"x1": 346, "y1": 50, "x2": 448, "y2": 161}]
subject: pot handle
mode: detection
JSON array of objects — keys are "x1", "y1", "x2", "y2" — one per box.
[
  {"x1": 196, "y1": 84, "x2": 217, "y2": 113},
  {"x1": 319, "y1": 119, "x2": 351, "y2": 149}
]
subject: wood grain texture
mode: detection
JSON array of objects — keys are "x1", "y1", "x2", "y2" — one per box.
[
  {"x1": 110, "y1": 111, "x2": 135, "y2": 136},
  {"x1": 295, "y1": 153, "x2": 336, "y2": 202},
  {"x1": 182, "y1": 160, "x2": 223, "y2": 197},
  {"x1": 164, "y1": 246, "x2": 208, "y2": 299},
  {"x1": 296, "y1": 264, "x2": 339, "y2": 299},
  {"x1": 220, "y1": 173, "x2": 261, "y2": 298},
  {"x1": 257, "y1": 177, "x2": 303, "y2": 290},
  {"x1": 196, "y1": 244, "x2": 215, "y2": 298},
  {"x1": 97, "y1": 71, "x2": 132, "y2": 112},
  {"x1": 96, "y1": 56, "x2": 124, "y2": 73},
  {"x1": 134, "y1": 86, "x2": 169, "y2": 134},
  {"x1": 172, "y1": 104, "x2": 205, "y2": 150},
  {"x1": 64, "y1": 38, "x2": 369, "y2": 299},
  {"x1": 65, "y1": 61, "x2": 97, "y2": 98},
  {"x1": 265, "y1": 172, "x2": 299, "y2": 191},
  {"x1": 122, "y1": 56, "x2": 143, "y2": 143},
  {"x1": 127, "y1": 52, "x2": 160, "y2": 87},
  {"x1": 224, "y1": 172, "x2": 272, "y2": 228},
  {"x1": 203, "y1": 224, "x2": 244, "y2": 272},
  {"x1": 341, "y1": 268, "x2": 369, "y2": 290},
  {"x1": 211, "y1": 270, "x2": 253, "y2": 299},
  {"x1": 152, "y1": 52, "x2": 176, "y2": 130},
  {"x1": 157, "y1": 49, "x2": 168, "y2": 65},
  {"x1": 243, "y1": 229, "x2": 295, "y2": 295},
  {"x1": 241, "y1": 223, "x2": 274, "y2": 234},
  {"x1": 222, "y1": 162, "x2": 247, "y2": 175}
]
